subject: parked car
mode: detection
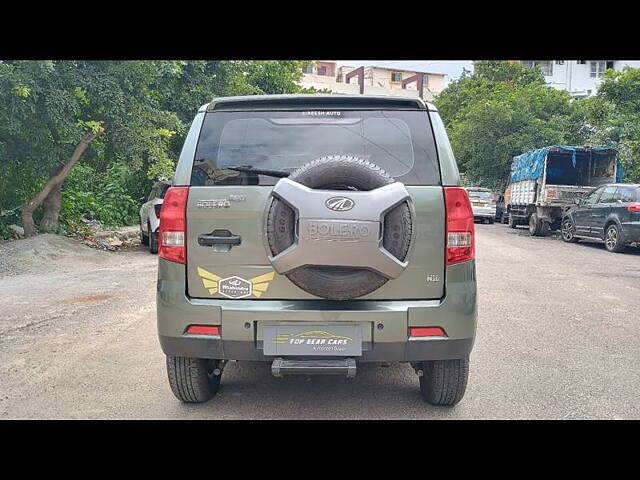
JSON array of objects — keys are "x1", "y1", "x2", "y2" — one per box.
[
  {"x1": 157, "y1": 94, "x2": 477, "y2": 406},
  {"x1": 139, "y1": 180, "x2": 171, "y2": 254},
  {"x1": 467, "y1": 187, "x2": 496, "y2": 223},
  {"x1": 561, "y1": 183, "x2": 640, "y2": 252}
]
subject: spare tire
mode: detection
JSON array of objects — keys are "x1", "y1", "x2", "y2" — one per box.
[{"x1": 266, "y1": 155, "x2": 413, "y2": 300}]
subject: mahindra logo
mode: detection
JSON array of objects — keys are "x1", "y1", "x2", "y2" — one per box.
[{"x1": 325, "y1": 196, "x2": 355, "y2": 212}]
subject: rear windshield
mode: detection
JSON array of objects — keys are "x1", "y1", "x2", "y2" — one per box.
[
  {"x1": 192, "y1": 110, "x2": 440, "y2": 186},
  {"x1": 467, "y1": 190, "x2": 494, "y2": 201}
]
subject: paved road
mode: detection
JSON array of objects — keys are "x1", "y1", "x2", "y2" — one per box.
[{"x1": 1, "y1": 226, "x2": 639, "y2": 419}]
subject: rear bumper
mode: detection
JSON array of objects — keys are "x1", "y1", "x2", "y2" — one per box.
[
  {"x1": 472, "y1": 207, "x2": 496, "y2": 218},
  {"x1": 622, "y1": 222, "x2": 640, "y2": 243},
  {"x1": 159, "y1": 335, "x2": 473, "y2": 362},
  {"x1": 157, "y1": 259, "x2": 477, "y2": 363}
]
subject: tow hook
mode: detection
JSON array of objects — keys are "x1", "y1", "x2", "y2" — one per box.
[{"x1": 212, "y1": 360, "x2": 227, "y2": 376}]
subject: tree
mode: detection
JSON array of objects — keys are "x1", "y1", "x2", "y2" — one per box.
[
  {"x1": 580, "y1": 67, "x2": 640, "y2": 182},
  {"x1": 435, "y1": 61, "x2": 583, "y2": 190},
  {"x1": 0, "y1": 60, "x2": 310, "y2": 237}
]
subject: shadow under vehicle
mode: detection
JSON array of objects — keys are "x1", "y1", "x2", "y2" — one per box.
[{"x1": 505, "y1": 146, "x2": 623, "y2": 236}]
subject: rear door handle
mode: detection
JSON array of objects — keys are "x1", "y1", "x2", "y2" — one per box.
[{"x1": 198, "y1": 230, "x2": 242, "y2": 247}]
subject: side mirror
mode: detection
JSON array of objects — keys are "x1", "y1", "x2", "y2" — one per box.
[{"x1": 139, "y1": 196, "x2": 146, "y2": 204}]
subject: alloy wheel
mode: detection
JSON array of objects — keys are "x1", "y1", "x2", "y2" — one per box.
[
  {"x1": 562, "y1": 220, "x2": 574, "y2": 241},
  {"x1": 606, "y1": 226, "x2": 618, "y2": 250}
]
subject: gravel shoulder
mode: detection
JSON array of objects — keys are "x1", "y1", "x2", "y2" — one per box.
[{"x1": 1, "y1": 226, "x2": 639, "y2": 419}]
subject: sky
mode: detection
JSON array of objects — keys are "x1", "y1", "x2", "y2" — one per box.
[{"x1": 337, "y1": 60, "x2": 474, "y2": 85}]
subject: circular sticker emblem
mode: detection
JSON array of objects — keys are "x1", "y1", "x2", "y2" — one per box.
[{"x1": 325, "y1": 196, "x2": 355, "y2": 212}]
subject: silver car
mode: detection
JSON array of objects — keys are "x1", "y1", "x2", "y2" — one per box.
[
  {"x1": 139, "y1": 181, "x2": 171, "y2": 253},
  {"x1": 466, "y1": 187, "x2": 497, "y2": 224}
]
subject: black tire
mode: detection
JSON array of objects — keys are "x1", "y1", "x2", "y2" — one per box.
[
  {"x1": 508, "y1": 215, "x2": 517, "y2": 229},
  {"x1": 140, "y1": 222, "x2": 149, "y2": 246},
  {"x1": 604, "y1": 223, "x2": 626, "y2": 253},
  {"x1": 419, "y1": 359, "x2": 469, "y2": 406},
  {"x1": 488, "y1": 218, "x2": 494, "y2": 224},
  {"x1": 529, "y1": 213, "x2": 548, "y2": 236},
  {"x1": 149, "y1": 223, "x2": 158, "y2": 254},
  {"x1": 266, "y1": 155, "x2": 413, "y2": 300},
  {"x1": 561, "y1": 217, "x2": 579, "y2": 243},
  {"x1": 166, "y1": 356, "x2": 221, "y2": 403}
]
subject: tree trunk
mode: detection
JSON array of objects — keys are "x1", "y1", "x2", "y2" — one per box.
[
  {"x1": 21, "y1": 131, "x2": 100, "y2": 237},
  {"x1": 40, "y1": 185, "x2": 62, "y2": 231}
]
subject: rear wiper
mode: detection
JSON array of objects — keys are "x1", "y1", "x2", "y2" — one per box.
[{"x1": 226, "y1": 165, "x2": 290, "y2": 178}]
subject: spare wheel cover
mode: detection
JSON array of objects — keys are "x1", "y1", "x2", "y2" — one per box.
[{"x1": 266, "y1": 155, "x2": 413, "y2": 300}]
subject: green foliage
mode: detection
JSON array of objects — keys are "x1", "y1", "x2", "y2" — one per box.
[
  {"x1": 435, "y1": 61, "x2": 584, "y2": 190},
  {"x1": 580, "y1": 68, "x2": 640, "y2": 182},
  {"x1": 61, "y1": 163, "x2": 140, "y2": 228},
  {"x1": 0, "y1": 60, "x2": 308, "y2": 235}
]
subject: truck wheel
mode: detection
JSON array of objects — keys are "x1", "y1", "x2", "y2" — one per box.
[
  {"x1": 149, "y1": 223, "x2": 158, "y2": 254},
  {"x1": 561, "y1": 218, "x2": 579, "y2": 243},
  {"x1": 419, "y1": 359, "x2": 469, "y2": 406},
  {"x1": 166, "y1": 356, "x2": 221, "y2": 403},
  {"x1": 140, "y1": 222, "x2": 149, "y2": 246},
  {"x1": 488, "y1": 218, "x2": 494, "y2": 225},
  {"x1": 604, "y1": 223, "x2": 626, "y2": 253},
  {"x1": 508, "y1": 215, "x2": 517, "y2": 229},
  {"x1": 529, "y1": 214, "x2": 547, "y2": 236}
]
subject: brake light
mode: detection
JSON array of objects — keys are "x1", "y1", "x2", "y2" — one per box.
[
  {"x1": 444, "y1": 187, "x2": 475, "y2": 265},
  {"x1": 628, "y1": 203, "x2": 640, "y2": 213},
  {"x1": 185, "y1": 325, "x2": 220, "y2": 336},
  {"x1": 409, "y1": 327, "x2": 447, "y2": 338},
  {"x1": 159, "y1": 187, "x2": 189, "y2": 264}
]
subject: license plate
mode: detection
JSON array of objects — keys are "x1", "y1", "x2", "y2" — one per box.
[{"x1": 263, "y1": 325, "x2": 362, "y2": 356}]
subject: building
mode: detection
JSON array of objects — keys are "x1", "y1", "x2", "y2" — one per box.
[
  {"x1": 300, "y1": 61, "x2": 447, "y2": 101},
  {"x1": 517, "y1": 60, "x2": 640, "y2": 98}
]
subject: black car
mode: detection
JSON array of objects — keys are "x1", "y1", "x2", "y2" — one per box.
[{"x1": 561, "y1": 183, "x2": 640, "y2": 252}]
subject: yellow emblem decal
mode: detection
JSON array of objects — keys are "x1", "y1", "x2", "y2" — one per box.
[{"x1": 197, "y1": 267, "x2": 275, "y2": 299}]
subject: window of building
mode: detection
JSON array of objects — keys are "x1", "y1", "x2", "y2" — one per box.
[
  {"x1": 590, "y1": 61, "x2": 606, "y2": 78},
  {"x1": 317, "y1": 66, "x2": 328, "y2": 76},
  {"x1": 606, "y1": 61, "x2": 614, "y2": 70},
  {"x1": 422, "y1": 74, "x2": 429, "y2": 87},
  {"x1": 391, "y1": 72, "x2": 402, "y2": 82},
  {"x1": 302, "y1": 64, "x2": 314, "y2": 74},
  {"x1": 556, "y1": 60, "x2": 565, "y2": 65},
  {"x1": 577, "y1": 60, "x2": 586, "y2": 65},
  {"x1": 521, "y1": 60, "x2": 553, "y2": 76}
]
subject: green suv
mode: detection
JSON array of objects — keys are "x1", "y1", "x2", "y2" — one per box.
[{"x1": 157, "y1": 95, "x2": 477, "y2": 406}]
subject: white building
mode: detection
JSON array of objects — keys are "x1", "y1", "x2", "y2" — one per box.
[
  {"x1": 519, "y1": 60, "x2": 640, "y2": 98},
  {"x1": 300, "y1": 61, "x2": 447, "y2": 101}
]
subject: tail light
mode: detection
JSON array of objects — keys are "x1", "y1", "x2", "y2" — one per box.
[
  {"x1": 159, "y1": 187, "x2": 189, "y2": 264},
  {"x1": 185, "y1": 325, "x2": 220, "y2": 336},
  {"x1": 628, "y1": 203, "x2": 640, "y2": 213},
  {"x1": 444, "y1": 187, "x2": 475, "y2": 265},
  {"x1": 409, "y1": 327, "x2": 447, "y2": 338},
  {"x1": 154, "y1": 203, "x2": 162, "y2": 218}
]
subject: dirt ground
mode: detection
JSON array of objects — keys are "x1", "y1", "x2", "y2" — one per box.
[{"x1": 1, "y1": 225, "x2": 639, "y2": 419}]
